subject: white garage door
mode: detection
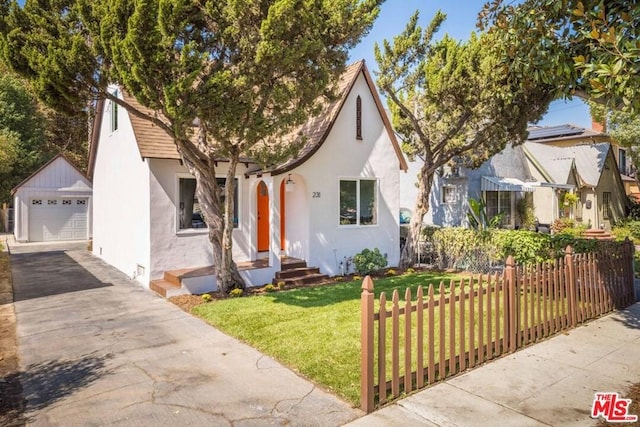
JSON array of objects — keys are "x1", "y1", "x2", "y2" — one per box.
[{"x1": 29, "y1": 198, "x2": 88, "y2": 242}]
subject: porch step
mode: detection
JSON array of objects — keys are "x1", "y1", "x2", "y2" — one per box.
[
  {"x1": 150, "y1": 266, "x2": 215, "y2": 297},
  {"x1": 273, "y1": 260, "x2": 329, "y2": 286},
  {"x1": 150, "y1": 278, "x2": 183, "y2": 298},
  {"x1": 583, "y1": 229, "x2": 614, "y2": 240},
  {"x1": 275, "y1": 267, "x2": 320, "y2": 280},
  {"x1": 274, "y1": 273, "x2": 330, "y2": 287},
  {"x1": 281, "y1": 258, "x2": 308, "y2": 270}
]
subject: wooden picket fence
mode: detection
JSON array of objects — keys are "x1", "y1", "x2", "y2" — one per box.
[{"x1": 360, "y1": 241, "x2": 636, "y2": 412}]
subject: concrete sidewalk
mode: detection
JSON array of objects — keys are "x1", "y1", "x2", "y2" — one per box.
[
  {"x1": 8, "y1": 241, "x2": 362, "y2": 426},
  {"x1": 347, "y1": 302, "x2": 640, "y2": 427}
]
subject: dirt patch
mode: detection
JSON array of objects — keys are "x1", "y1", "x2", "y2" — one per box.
[{"x1": 0, "y1": 251, "x2": 25, "y2": 426}]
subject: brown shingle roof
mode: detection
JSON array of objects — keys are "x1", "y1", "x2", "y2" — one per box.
[
  {"x1": 88, "y1": 60, "x2": 407, "y2": 178},
  {"x1": 125, "y1": 95, "x2": 181, "y2": 159}
]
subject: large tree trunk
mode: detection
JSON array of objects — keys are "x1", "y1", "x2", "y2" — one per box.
[
  {"x1": 192, "y1": 157, "x2": 246, "y2": 293},
  {"x1": 399, "y1": 163, "x2": 434, "y2": 268}
]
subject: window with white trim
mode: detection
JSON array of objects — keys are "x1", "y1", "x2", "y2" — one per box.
[
  {"x1": 485, "y1": 191, "x2": 511, "y2": 226},
  {"x1": 178, "y1": 177, "x2": 238, "y2": 230},
  {"x1": 339, "y1": 178, "x2": 377, "y2": 226},
  {"x1": 441, "y1": 185, "x2": 456, "y2": 204}
]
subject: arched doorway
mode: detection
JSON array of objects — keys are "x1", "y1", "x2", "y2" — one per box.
[{"x1": 257, "y1": 181, "x2": 270, "y2": 252}]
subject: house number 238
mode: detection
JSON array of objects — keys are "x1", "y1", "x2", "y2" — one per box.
[{"x1": 312, "y1": 192, "x2": 321, "y2": 198}]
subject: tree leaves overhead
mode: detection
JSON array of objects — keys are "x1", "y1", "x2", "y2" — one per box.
[
  {"x1": 0, "y1": 73, "x2": 46, "y2": 203},
  {"x1": 480, "y1": 0, "x2": 640, "y2": 114},
  {"x1": 0, "y1": 0, "x2": 382, "y2": 291},
  {"x1": 376, "y1": 10, "x2": 554, "y2": 267}
]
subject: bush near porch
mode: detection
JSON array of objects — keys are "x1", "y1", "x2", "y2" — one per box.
[{"x1": 428, "y1": 227, "x2": 602, "y2": 271}]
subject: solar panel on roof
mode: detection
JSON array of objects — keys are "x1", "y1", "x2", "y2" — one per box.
[{"x1": 527, "y1": 124, "x2": 585, "y2": 141}]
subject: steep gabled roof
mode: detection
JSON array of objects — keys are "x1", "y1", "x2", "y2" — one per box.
[
  {"x1": 12, "y1": 153, "x2": 91, "y2": 194},
  {"x1": 88, "y1": 60, "x2": 407, "y2": 178},
  {"x1": 523, "y1": 141, "x2": 610, "y2": 187},
  {"x1": 263, "y1": 60, "x2": 407, "y2": 174}
]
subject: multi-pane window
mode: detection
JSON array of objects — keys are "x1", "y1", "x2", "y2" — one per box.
[
  {"x1": 339, "y1": 179, "x2": 377, "y2": 226},
  {"x1": 485, "y1": 191, "x2": 511, "y2": 226},
  {"x1": 178, "y1": 177, "x2": 238, "y2": 230},
  {"x1": 441, "y1": 186, "x2": 456, "y2": 204},
  {"x1": 602, "y1": 192, "x2": 611, "y2": 220}
]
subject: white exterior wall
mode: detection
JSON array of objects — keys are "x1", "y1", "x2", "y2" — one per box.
[
  {"x1": 147, "y1": 159, "x2": 252, "y2": 280},
  {"x1": 92, "y1": 94, "x2": 152, "y2": 285},
  {"x1": 13, "y1": 157, "x2": 92, "y2": 242},
  {"x1": 284, "y1": 73, "x2": 401, "y2": 275}
]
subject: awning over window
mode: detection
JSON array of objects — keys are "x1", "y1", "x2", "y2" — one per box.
[{"x1": 481, "y1": 176, "x2": 536, "y2": 193}]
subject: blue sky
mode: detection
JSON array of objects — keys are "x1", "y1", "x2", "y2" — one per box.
[
  {"x1": 13, "y1": 0, "x2": 590, "y2": 128},
  {"x1": 348, "y1": 0, "x2": 593, "y2": 129}
]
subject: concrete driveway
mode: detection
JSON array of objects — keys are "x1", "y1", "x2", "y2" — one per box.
[{"x1": 9, "y1": 242, "x2": 361, "y2": 426}]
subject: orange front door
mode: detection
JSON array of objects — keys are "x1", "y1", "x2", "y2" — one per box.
[
  {"x1": 257, "y1": 181, "x2": 270, "y2": 252},
  {"x1": 280, "y1": 180, "x2": 286, "y2": 251}
]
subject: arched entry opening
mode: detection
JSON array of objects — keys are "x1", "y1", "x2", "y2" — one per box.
[{"x1": 257, "y1": 181, "x2": 269, "y2": 252}]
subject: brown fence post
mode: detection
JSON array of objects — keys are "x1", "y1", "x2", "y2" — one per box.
[
  {"x1": 624, "y1": 238, "x2": 635, "y2": 305},
  {"x1": 565, "y1": 245, "x2": 577, "y2": 327},
  {"x1": 361, "y1": 275, "x2": 375, "y2": 413},
  {"x1": 505, "y1": 255, "x2": 516, "y2": 352}
]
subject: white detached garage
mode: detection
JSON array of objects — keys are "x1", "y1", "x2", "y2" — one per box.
[{"x1": 13, "y1": 154, "x2": 92, "y2": 242}]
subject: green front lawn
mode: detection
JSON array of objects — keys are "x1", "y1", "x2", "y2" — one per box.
[{"x1": 193, "y1": 271, "x2": 458, "y2": 406}]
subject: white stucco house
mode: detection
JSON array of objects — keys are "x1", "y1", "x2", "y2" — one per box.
[
  {"x1": 88, "y1": 60, "x2": 407, "y2": 293},
  {"x1": 12, "y1": 154, "x2": 92, "y2": 242}
]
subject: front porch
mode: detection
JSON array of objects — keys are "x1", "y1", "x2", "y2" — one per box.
[{"x1": 149, "y1": 256, "x2": 328, "y2": 297}]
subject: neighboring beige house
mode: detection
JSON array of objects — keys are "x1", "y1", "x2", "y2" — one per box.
[
  {"x1": 527, "y1": 123, "x2": 638, "y2": 199},
  {"x1": 523, "y1": 141, "x2": 627, "y2": 230}
]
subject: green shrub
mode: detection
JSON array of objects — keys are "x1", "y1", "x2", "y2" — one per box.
[
  {"x1": 229, "y1": 288, "x2": 243, "y2": 298},
  {"x1": 613, "y1": 220, "x2": 640, "y2": 244},
  {"x1": 549, "y1": 233, "x2": 597, "y2": 258},
  {"x1": 263, "y1": 284, "x2": 276, "y2": 293},
  {"x1": 353, "y1": 248, "x2": 387, "y2": 275},
  {"x1": 516, "y1": 196, "x2": 536, "y2": 230},
  {"x1": 431, "y1": 227, "x2": 497, "y2": 269},
  {"x1": 491, "y1": 230, "x2": 550, "y2": 264},
  {"x1": 201, "y1": 293, "x2": 212, "y2": 303},
  {"x1": 551, "y1": 217, "x2": 576, "y2": 234}
]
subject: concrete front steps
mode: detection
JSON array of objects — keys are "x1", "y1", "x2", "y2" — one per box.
[
  {"x1": 583, "y1": 228, "x2": 614, "y2": 240},
  {"x1": 273, "y1": 259, "x2": 329, "y2": 287}
]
